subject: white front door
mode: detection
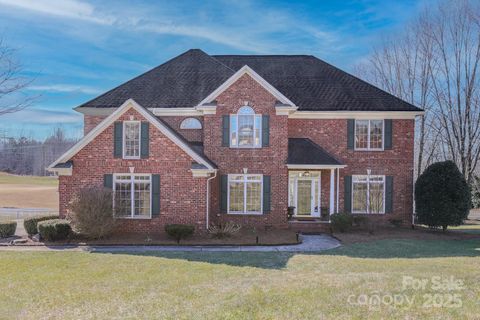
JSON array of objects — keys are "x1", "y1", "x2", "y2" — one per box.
[{"x1": 289, "y1": 172, "x2": 321, "y2": 217}]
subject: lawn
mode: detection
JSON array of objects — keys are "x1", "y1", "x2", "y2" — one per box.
[
  {"x1": 0, "y1": 172, "x2": 58, "y2": 210},
  {"x1": 1, "y1": 239, "x2": 479, "y2": 319}
]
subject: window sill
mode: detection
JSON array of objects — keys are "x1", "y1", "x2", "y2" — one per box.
[
  {"x1": 115, "y1": 216, "x2": 152, "y2": 220},
  {"x1": 351, "y1": 212, "x2": 385, "y2": 215},
  {"x1": 353, "y1": 149, "x2": 385, "y2": 152},
  {"x1": 227, "y1": 212, "x2": 263, "y2": 215}
]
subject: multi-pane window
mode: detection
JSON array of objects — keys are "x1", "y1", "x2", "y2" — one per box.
[
  {"x1": 123, "y1": 121, "x2": 141, "y2": 158},
  {"x1": 228, "y1": 174, "x2": 263, "y2": 214},
  {"x1": 355, "y1": 120, "x2": 384, "y2": 150},
  {"x1": 230, "y1": 106, "x2": 262, "y2": 148},
  {"x1": 352, "y1": 175, "x2": 385, "y2": 214},
  {"x1": 114, "y1": 174, "x2": 151, "y2": 218},
  {"x1": 180, "y1": 118, "x2": 202, "y2": 129}
]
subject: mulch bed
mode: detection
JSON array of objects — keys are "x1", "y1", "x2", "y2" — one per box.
[{"x1": 332, "y1": 224, "x2": 480, "y2": 245}]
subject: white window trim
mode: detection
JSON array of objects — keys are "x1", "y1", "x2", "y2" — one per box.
[
  {"x1": 113, "y1": 173, "x2": 152, "y2": 219},
  {"x1": 354, "y1": 119, "x2": 384, "y2": 151},
  {"x1": 351, "y1": 175, "x2": 385, "y2": 214},
  {"x1": 227, "y1": 174, "x2": 263, "y2": 215},
  {"x1": 180, "y1": 118, "x2": 202, "y2": 129},
  {"x1": 123, "y1": 120, "x2": 141, "y2": 159},
  {"x1": 229, "y1": 108, "x2": 262, "y2": 149}
]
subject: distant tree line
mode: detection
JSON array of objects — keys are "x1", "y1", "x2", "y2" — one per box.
[{"x1": 0, "y1": 128, "x2": 77, "y2": 176}]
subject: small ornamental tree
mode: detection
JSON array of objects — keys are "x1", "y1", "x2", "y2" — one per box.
[{"x1": 415, "y1": 161, "x2": 470, "y2": 231}]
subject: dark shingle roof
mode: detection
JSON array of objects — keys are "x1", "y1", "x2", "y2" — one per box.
[
  {"x1": 288, "y1": 138, "x2": 343, "y2": 166},
  {"x1": 77, "y1": 49, "x2": 421, "y2": 112}
]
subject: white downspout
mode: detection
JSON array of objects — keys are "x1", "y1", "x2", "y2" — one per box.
[{"x1": 206, "y1": 170, "x2": 217, "y2": 230}]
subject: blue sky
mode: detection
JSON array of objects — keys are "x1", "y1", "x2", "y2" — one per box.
[{"x1": 0, "y1": 0, "x2": 431, "y2": 140}]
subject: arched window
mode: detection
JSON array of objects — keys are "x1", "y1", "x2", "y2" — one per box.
[
  {"x1": 180, "y1": 118, "x2": 202, "y2": 129},
  {"x1": 230, "y1": 106, "x2": 261, "y2": 147}
]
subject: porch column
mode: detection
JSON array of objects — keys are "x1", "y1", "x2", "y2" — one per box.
[{"x1": 329, "y1": 169, "x2": 335, "y2": 215}]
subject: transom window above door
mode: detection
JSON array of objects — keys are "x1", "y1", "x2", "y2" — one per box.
[
  {"x1": 230, "y1": 106, "x2": 262, "y2": 148},
  {"x1": 123, "y1": 121, "x2": 141, "y2": 158},
  {"x1": 355, "y1": 120, "x2": 384, "y2": 150}
]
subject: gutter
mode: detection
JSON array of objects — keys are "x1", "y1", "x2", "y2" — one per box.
[{"x1": 205, "y1": 170, "x2": 217, "y2": 230}]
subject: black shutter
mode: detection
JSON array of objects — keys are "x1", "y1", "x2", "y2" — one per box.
[
  {"x1": 103, "y1": 174, "x2": 113, "y2": 189},
  {"x1": 347, "y1": 119, "x2": 355, "y2": 150},
  {"x1": 385, "y1": 176, "x2": 393, "y2": 213},
  {"x1": 220, "y1": 175, "x2": 228, "y2": 212},
  {"x1": 262, "y1": 115, "x2": 270, "y2": 147},
  {"x1": 152, "y1": 174, "x2": 160, "y2": 216},
  {"x1": 384, "y1": 119, "x2": 392, "y2": 150},
  {"x1": 141, "y1": 122, "x2": 149, "y2": 158},
  {"x1": 344, "y1": 175, "x2": 352, "y2": 213},
  {"x1": 114, "y1": 122, "x2": 123, "y2": 158},
  {"x1": 263, "y1": 175, "x2": 271, "y2": 213},
  {"x1": 222, "y1": 115, "x2": 230, "y2": 147}
]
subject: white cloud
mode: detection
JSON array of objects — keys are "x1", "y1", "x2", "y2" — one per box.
[
  {"x1": 28, "y1": 84, "x2": 102, "y2": 95},
  {"x1": 0, "y1": 0, "x2": 115, "y2": 24},
  {"x1": 0, "y1": 107, "x2": 82, "y2": 125}
]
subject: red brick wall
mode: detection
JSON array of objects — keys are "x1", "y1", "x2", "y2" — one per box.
[
  {"x1": 83, "y1": 114, "x2": 203, "y2": 143},
  {"x1": 84, "y1": 115, "x2": 106, "y2": 135},
  {"x1": 60, "y1": 107, "x2": 208, "y2": 232},
  {"x1": 288, "y1": 118, "x2": 415, "y2": 223},
  {"x1": 203, "y1": 74, "x2": 289, "y2": 228},
  {"x1": 158, "y1": 116, "x2": 203, "y2": 142}
]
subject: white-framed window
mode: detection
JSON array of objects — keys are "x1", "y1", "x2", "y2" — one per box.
[
  {"x1": 228, "y1": 174, "x2": 263, "y2": 214},
  {"x1": 113, "y1": 174, "x2": 151, "y2": 218},
  {"x1": 230, "y1": 106, "x2": 262, "y2": 148},
  {"x1": 352, "y1": 175, "x2": 385, "y2": 214},
  {"x1": 180, "y1": 118, "x2": 202, "y2": 129},
  {"x1": 123, "y1": 121, "x2": 141, "y2": 159},
  {"x1": 355, "y1": 120, "x2": 384, "y2": 150}
]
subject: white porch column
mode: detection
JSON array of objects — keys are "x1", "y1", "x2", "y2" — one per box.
[{"x1": 329, "y1": 169, "x2": 335, "y2": 215}]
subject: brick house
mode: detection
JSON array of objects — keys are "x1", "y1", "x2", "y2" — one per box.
[{"x1": 48, "y1": 49, "x2": 423, "y2": 233}]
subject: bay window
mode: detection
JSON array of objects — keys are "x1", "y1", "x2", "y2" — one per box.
[
  {"x1": 352, "y1": 175, "x2": 385, "y2": 214},
  {"x1": 228, "y1": 174, "x2": 263, "y2": 214},
  {"x1": 355, "y1": 120, "x2": 384, "y2": 150},
  {"x1": 114, "y1": 174, "x2": 151, "y2": 218},
  {"x1": 230, "y1": 106, "x2": 262, "y2": 148}
]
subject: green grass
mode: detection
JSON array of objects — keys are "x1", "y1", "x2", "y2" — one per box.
[
  {"x1": 0, "y1": 172, "x2": 58, "y2": 186},
  {"x1": 449, "y1": 224, "x2": 480, "y2": 234},
  {"x1": 1, "y1": 239, "x2": 479, "y2": 319}
]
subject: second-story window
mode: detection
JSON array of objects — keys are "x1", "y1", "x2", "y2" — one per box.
[
  {"x1": 123, "y1": 121, "x2": 141, "y2": 158},
  {"x1": 355, "y1": 120, "x2": 384, "y2": 150},
  {"x1": 230, "y1": 106, "x2": 262, "y2": 148}
]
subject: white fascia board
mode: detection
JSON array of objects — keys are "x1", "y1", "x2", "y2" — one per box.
[
  {"x1": 196, "y1": 65, "x2": 297, "y2": 108},
  {"x1": 150, "y1": 108, "x2": 203, "y2": 116},
  {"x1": 48, "y1": 99, "x2": 215, "y2": 170},
  {"x1": 289, "y1": 111, "x2": 424, "y2": 119},
  {"x1": 287, "y1": 164, "x2": 347, "y2": 169},
  {"x1": 275, "y1": 105, "x2": 298, "y2": 115},
  {"x1": 46, "y1": 167, "x2": 72, "y2": 176},
  {"x1": 196, "y1": 104, "x2": 217, "y2": 115},
  {"x1": 191, "y1": 168, "x2": 217, "y2": 177}
]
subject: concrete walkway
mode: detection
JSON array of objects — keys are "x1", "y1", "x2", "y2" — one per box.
[{"x1": 0, "y1": 235, "x2": 341, "y2": 252}]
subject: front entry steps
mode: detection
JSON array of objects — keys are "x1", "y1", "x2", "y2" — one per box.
[{"x1": 288, "y1": 218, "x2": 332, "y2": 233}]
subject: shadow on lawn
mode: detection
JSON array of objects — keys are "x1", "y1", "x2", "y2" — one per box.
[{"x1": 93, "y1": 239, "x2": 480, "y2": 269}]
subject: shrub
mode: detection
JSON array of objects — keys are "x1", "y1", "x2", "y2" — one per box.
[
  {"x1": 0, "y1": 221, "x2": 17, "y2": 238},
  {"x1": 69, "y1": 187, "x2": 117, "y2": 239},
  {"x1": 389, "y1": 218, "x2": 403, "y2": 228},
  {"x1": 24, "y1": 215, "x2": 59, "y2": 236},
  {"x1": 330, "y1": 212, "x2": 353, "y2": 233},
  {"x1": 415, "y1": 161, "x2": 470, "y2": 231},
  {"x1": 165, "y1": 224, "x2": 195, "y2": 243},
  {"x1": 38, "y1": 219, "x2": 71, "y2": 241},
  {"x1": 352, "y1": 215, "x2": 368, "y2": 228},
  {"x1": 209, "y1": 222, "x2": 241, "y2": 239}
]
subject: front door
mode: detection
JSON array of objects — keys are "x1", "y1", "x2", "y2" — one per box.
[{"x1": 289, "y1": 172, "x2": 321, "y2": 217}]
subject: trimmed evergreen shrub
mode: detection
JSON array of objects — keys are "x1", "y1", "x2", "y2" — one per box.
[
  {"x1": 38, "y1": 219, "x2": 71, "y2": 241},
  {"x1": 415, "y1": 161, "x2": 470, "y2": 231},
  {"x1": 0, "y1": 221, "x2": 17, "y2": 238},
  {"x1": 24, "y1": 215, "x2": 59, "y2": 236},
  {"x1": 330, "y1": 212, "x2": 353, "y2": 233},
  {"x1": 165, "y1": 224, "x2": 195, "y2": 243}
]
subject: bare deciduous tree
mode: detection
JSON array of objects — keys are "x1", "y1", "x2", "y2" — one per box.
[{"x1": 0, "y1": 37, "x2": 34, "y2": 116}]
